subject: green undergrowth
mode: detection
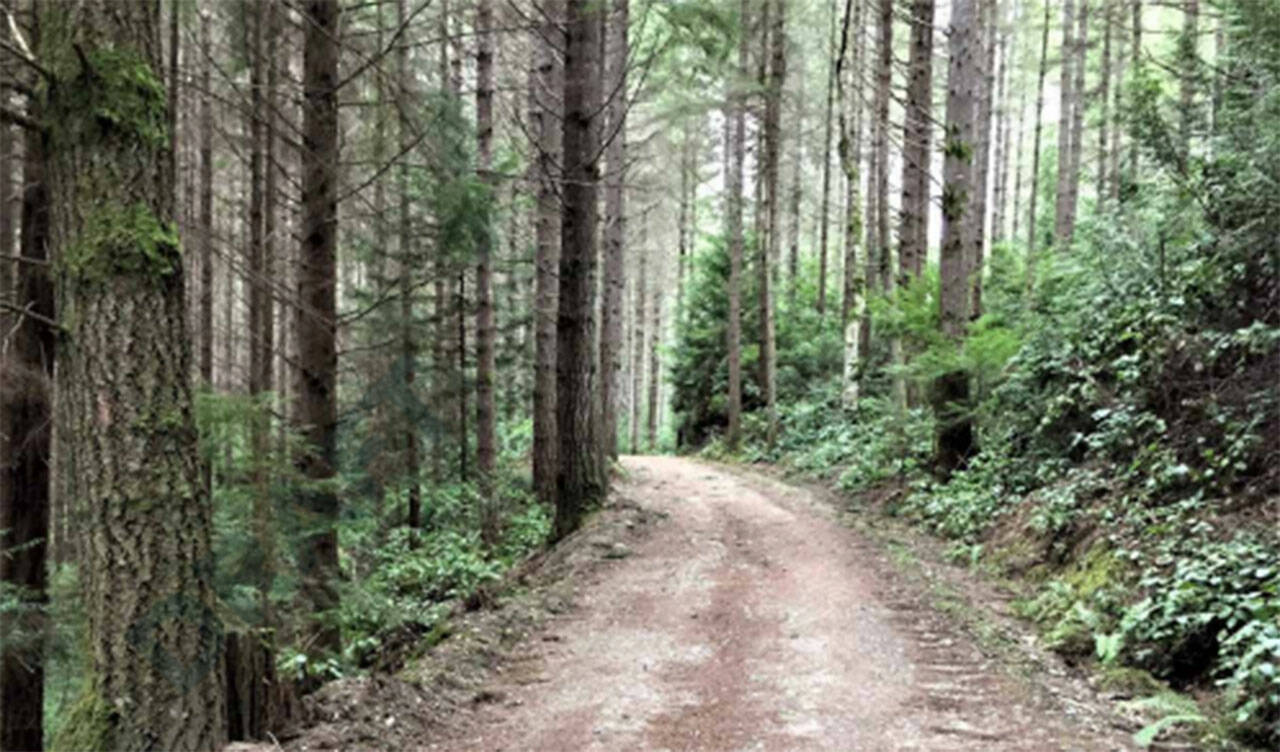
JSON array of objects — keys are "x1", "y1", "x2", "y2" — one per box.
[{"x1": 685, "y1": 194, "x2": 1278, "y2": 749}]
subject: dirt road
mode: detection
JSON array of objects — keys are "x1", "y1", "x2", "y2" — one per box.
[{"x1": 428, "y1": 456, "x2": 1133, "y2": 751}]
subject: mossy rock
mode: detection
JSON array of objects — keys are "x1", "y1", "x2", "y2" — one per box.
[
  {"x1": 1099, "y1": 665, "x2": 1167, "y2": 697},
  {"x1": 1062, "y1": 545, "x2": 1127, "y2": 599}
]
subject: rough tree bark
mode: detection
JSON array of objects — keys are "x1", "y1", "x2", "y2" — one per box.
[
  {"x1": 646, "y1": 287, "x2": 661, "y2": 450},
  {"x1": 631, "y1": 248, "x2": 645, "y2": 454},
  {"x1": 1025, "y1": 0, "x2": 1051, "y2": 287},
  {"x1": 200, "y1": 10, "x2": 214, "y2": 387},
  {"x1": 760, "y1": 0, "x2": 785, "y2": 445},
  {"x1": 1098, "y1": 0, "x2": 1113, "y2": 202},
  {"x1": 475, "y1": 0, "x2": 498, "y2": 506},
  {"x1": 816, "y1": 3, "x2": 836, "y2": 315},
  {"x1": 41, "y1": 1, "x2": 227, "y2": 747},
  {"x1": 1178, "y1": 0, "x2": 1199, "y2": 157},
  {"x1": 553, "y1": 0, "x2": 607, "y2": 540},
  {"x1": 970, "y1": 0, "x2": 997, "y2": 318},
  {"x1": 992, "y1": 27, "x2": 1012, "y2": 244},
  {"x1": 601, "y1": 0, "x2": 629, "y2": 461},
  {"x1": 725, "y1": 0, "x2": 748, "y2": 449},
  {"x1": 871, "y1": 0, "x2": 893, "y2": 295},
  {"x1": 900, "y1": 0, "x2": 934, "y2": 281},
  {"x1": 532, "y1": 0, "x2": 562, "y2": 505},
  {"x1": 936, "y1": 0, "x2": 978, "y2": 476},
  {"x1": 398, "y1": 0, "x2": 422, "y2": 531},
  {"x1": 1053, "y1": 0, "x2": 1078, "y2": 249},
  {"x1": 786, "y1": 57, "x2": 804, "y2": 305},
  {"x1": 295, "y1": 0, "x2": 342, "y2": 656},
  {"x1": 1063, "y1": 0, "x2": 1089, "y2": 242},
  {"x1": 837, "y1": 0, "x2": 867, "y2": 409}
]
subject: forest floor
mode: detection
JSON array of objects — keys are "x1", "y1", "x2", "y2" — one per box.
[{"x1": 248, "y1": 456, "x2": 1162, "y2": 752}]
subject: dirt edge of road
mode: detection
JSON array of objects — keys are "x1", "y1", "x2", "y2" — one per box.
[
  {"x1": 226, "y1": 475, "x2": 667, "y2": 752},
  {"x1": 718, "y1": 460, "x2": 1231, "y2": 752}
]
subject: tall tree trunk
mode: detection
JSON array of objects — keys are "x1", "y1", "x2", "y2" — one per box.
[
  {"x1": 42, "y1": 1, "x2": 227, "y2": 747},
  {"x1": 475, "y1": 0, "x2": 498, "y2": 526},
  {"x1": 725, "y1": 0, "x2": 748, "y2": 449},
  {"x1": 1098, "y1": 0, "x2": 1113, "y2": 202},
  {"x1": 971, "y1": 0, "x2": 997, "y2": 317},
  {"x1": 786, "y1": 59, "x2": 804, "y2": 306},
  {"x1": 936, "y1": 0, "x2": 978, "y2": 476},
  {"x1": 1128, "y1": 0, "x2": 1141, "y2": 188},
  {"x1": 247, "y1": 0, "x2": 266, "y2": 400},
  {"x1": 1025, "y1": 0, "x2": 1051, "y2": 287},
  {"x1": 1110, "y1": 8, "x2": 1128, "y2": 201},
  {"x1": 601, "y1": 0, "x2": 629, "y2": 462},
  {"x1": 1178, "y1": 0, "x2": 1199, "y2": 157},
  {"x1": 553, "y1": 0, "x2": 607, "y2": 540},
  {"x1": 1011, "y1": 45, "x2": 1029, "y2": 247},
  {"x1": 1053, "y1": 0, "x2": 1077, "y2": 249},
  {"x1": 816, "y1": 2, "x2": 836, "y2": 315},
  {"x1": 456, "y1": 271, "x2": 468, "y2": 482},
  {"x1": 295, "y1": 0, "x2": 342, "y2": 657},
  {"x1": 900, "y1": 0, "x2": 934, "y2": 281},
  {"x1": 675, "y1": 123, "x2": 691, "y2": 320},
  {"x1": 993, "y1": 28, "x2": 1012, "y2": 244},
  {"x1": 200, "y1": 10, "x2": 215, "y2": 388},
  {"x1": 245, "y1": 0, "x2": 278, "y2": 637},
  {"x1": 532, "y1": 1, "x2": 562, "y2": 502},
  {"x1": 872, "y1": 0, "x2": 893, "y2": 295},
  {"x1": 398, "y1": 0, "x2": 422, "y2": 532},
  {"x1": 646, "y1": 287, "x2": 661, "y2": 450},
  {"x1": 0, "y1": 120, "x2": 10, "y2": 336},
  {"x1": 630, "y1": 249, "x2": 645, "y2": 454},
  {"x1": 1063, "y1": 0, "x2": 1089, "y2": 241},
  {"x1": 837, "y1": 0, "x2": 867, "y2": 409},
  {"x1": 760, "y1": 0, "x2": 784, "y2": 445},
  {"x1": 0, "y1": 58, "x2": 52, "y2": 752}
]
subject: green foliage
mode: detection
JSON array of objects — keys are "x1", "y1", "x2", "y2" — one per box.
[
  {"x1": 61, "y1": 202, "x2": 181, "y2": 284},
  {"x1": 46, "y1": 44, "x2": 170, "y2": 150}
]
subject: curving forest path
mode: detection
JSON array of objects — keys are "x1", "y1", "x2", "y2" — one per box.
[{"x1": 426, "y1": 456, "x2": 1136, "y2": 751}]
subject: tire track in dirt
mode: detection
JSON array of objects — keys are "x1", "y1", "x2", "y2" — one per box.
[{"x1": 426, "y1": 456, "x2": 1135, "y2": 751}]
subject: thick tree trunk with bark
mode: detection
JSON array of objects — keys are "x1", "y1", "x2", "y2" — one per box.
[
  {"x1": 760, "y1": 0, "x2": 784, "y2": 445},
  {"x1": 295, "y1": 0, "x2": 342, "y2": 657},
  {"x1": 553, "y1": 0, "x2": 607, "y2": 540},
  {"x1": 398, "y1": 0, "x2": 422, "y2": 532},
  {"x1": 837, "y1": 0, "x2": 867, "y2": 409},
  {"x1": 786, "y1": 61, "x2": 804, "y2": 305},
  {"x1": 647, "y1": 289, "x2": 661, "y2": 450},
  {"x1": 1063, "y1": 0, "x2": 1089, "y2": 241},
  {"x1": 1179, "y1": 0, "x2": 1199, "y2": 154},
  {"x1": 200, "y1": 10, "x2": 214, "y2": 386},
  {"x1": 725, "y1": 0, "x2": 748, "y2": 449},
  {"x1": 816, "y1": 4, "x2": 836, "y2": 315},
  {"x1": 970, "y1": 0, "x2": 997, "y2": 317},
  {"x1": 532, "y1": 3, "x2": 562, "y2": 504},
  {"x1": 900, "y1": 0, "x2": 934, "y2": 281},
  {"x1": 993, "y1": 28, "x2": 1013, "y2": 244},
  {"x1": 871, "y1": 0, "x2": 893, "y2": 295},
  {"x1": 936, "y1": 0, "x2": 978, "y2": 477},
  {"x1": 601, "y1": 0, "x2": 629, "y2": 461},
  {"x1": 41, "y1": 2, "x2": 227, "y2": 747},
  {"x1": 1025, "y1": 0, "x2": 1052, "y2": 285},
  {"x1": 631, "y1": 249, "x2": 646, "y2": 454},
  {"x1": 1053, "y1": 0, "x2": 1078, "y2": 249},
  {"x1": 1099, "y1": 0, "x2": 1113, "y2": 202},
  {"x1": 475, "y1": 0, "x2": 498, "y2": 505}
]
